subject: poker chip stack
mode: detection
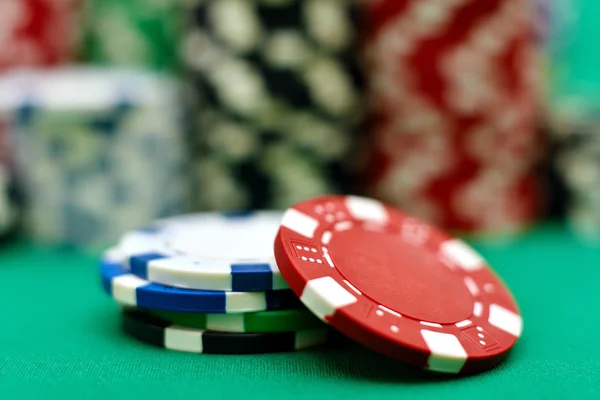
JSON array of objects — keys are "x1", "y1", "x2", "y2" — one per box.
[
  {"x1": 0, "y1": 0, "x2": 80, "y2": 70},
  {"x1": 551, "y1": 99, "x2": 600, "y2": 240},
  {"x1": 0, "y1": 68, "x2": 190, "y2": 251},
  {"x1": 181, "y1": 0, "x2": 364, "y2": 212},
  {"x1": 0, "y1": 122, "x2": 21, "y2": 240},
  {"x1": 361, "y1": 0, "x2": 543, "y2": 236},
  {"x1": 97, "y1": 195, "x2": 523, "y2": 374},
  {"x1": 83, "y1": 0, "x2": 183, "y2": 71},
  {"x1": 547, "y1": 1, "x2": 600, "y2": 240},
  {"x1": 99, "y1": 212, "x2": 330, "y2": 355}
]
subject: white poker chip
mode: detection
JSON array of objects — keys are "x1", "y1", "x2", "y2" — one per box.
[{"x1": 117, "y1": 211, "x2": 289, "y2": 291}]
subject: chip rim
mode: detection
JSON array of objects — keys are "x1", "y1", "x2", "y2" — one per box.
[
  {"x1": 117, "y1": 211, "x2": 290, "y2": 292},
  {"x1": 121, "y1": 308, "x2": 330, "y2": 354},
  {"x1": 100, "y1": 256, "x2": 300, "y2": 314},
  {"x1": 150, "y1": 307, "x2": 325, "y2": 333}
]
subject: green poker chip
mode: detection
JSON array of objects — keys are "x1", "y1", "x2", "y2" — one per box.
[
  {"x1": 150, "y1": 308, "x2": 326, "y2": 333},
  {"x1": 84, "y1": 0, "x2": 183, "y2": 72}
]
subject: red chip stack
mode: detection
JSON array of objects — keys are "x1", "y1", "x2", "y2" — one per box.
[
  {"x1": 0, "y1": 0, "x2": 80, "y2": 70},
  {"x1": 361, "y1": 0, "x2": 542, "y2": 235}
]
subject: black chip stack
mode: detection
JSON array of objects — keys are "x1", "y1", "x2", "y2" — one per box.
[{"x1": 181, "y1": 0, "x2": 364, "y2": 212}]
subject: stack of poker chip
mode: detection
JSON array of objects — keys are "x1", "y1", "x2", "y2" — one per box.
[
  {"x1": 0, "y1": 125, "x2": 21, "y2": 239},
  {"x1": 546, "y1": 2, "x2": 600, "y2": 240},
  {"x1": 361, "y1": 0, "x2": 543, "y2": 236},
  {"x1": 0, "y1": 0, "x2": 80, "y2": 70},
  {"x1": 181, "y1": 0, "x2": 363, "y2": 212},
  {"x1": 98, "y1": 196, "x2": 523, "y2": 373},
  {"x1": 100, "y1": 212, "x2": 330, "y2": 355},
  {"x1": 0, "y1": 68, "x2": 190, "y2": 251},
  {"x1": 83, "y1": 0, "x2": 183, "y2": 72},
  {"x1": 550, "y1": 98, "x2": 600, "y2": 241}
]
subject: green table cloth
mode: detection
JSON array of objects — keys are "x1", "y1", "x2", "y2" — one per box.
[{"x1": 0, "y1": 222, "x2": 598, "y2": 399}]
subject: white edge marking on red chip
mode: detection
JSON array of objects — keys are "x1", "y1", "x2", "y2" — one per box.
[
  {"x1": 113, "y1": 274, "x2": 146, "y2": 305},
  {"x1": 489, "y1": 304, "x2": 523, "y2": 337},
  {"x1": 300, "y1": 277, "x2": 357, "y2": 321},
  {"x1": 440, "y1": 239, "x2": 485, "y2": 271},
  {"x1": 463, "y1": 276, "x2": 480, "y2": 296},
  {"x1": 379, "y1": 305, "x2": 401, "y2": 318},
  {"x1": 282, "y1": 209, "x2": 319, "y2": 238},
  {"x1": 456, "y1": 320, "x2": 472, "y2": 328},
  {"x1": 323, "y1": 253, "x2": 335, "y2": 268},
  {"x1": 420, "y1": 321, "x2": 443, "y2": 328},
  {"x1": 421, "y1": 330, "x2": 467, "y2": 373},
  {"x1": 345, "y1": 196, "x2": 389, "y2": 223},
  {"x1": 334, "y1": 221, "x2": 353, "y2": 231},
  {"x1": 165, "y1": 326, "x2": 204, "y2": 353},
  {"x1": 473, "y1": 301, "x2": 483, "y2": 317}
]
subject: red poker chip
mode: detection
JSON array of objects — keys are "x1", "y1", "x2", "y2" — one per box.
[
  {"x1": 274, "y1": 195, "x2": 522, "y2": 374},
  {"x1": 0, "y1": 0, "x2": 79, "y2": 70}
]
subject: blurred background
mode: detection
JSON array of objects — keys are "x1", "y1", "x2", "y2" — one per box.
[{"x1": 0, "y1": 0, "x2": 597, "y2": 254}]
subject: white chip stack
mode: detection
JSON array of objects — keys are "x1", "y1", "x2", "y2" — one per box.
[{"x1": 0, "y1": 68, "x2": 191, "y2": 251}]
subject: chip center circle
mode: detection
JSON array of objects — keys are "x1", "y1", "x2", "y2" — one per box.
[{"x1": 327, "y1": 228, "x2": 474, "y2": 324}]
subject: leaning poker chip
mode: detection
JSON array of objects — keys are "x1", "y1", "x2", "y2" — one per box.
[
  {"x1": 274, "y1": 195, "x2": 523, "y2": 374},
  {"x1": 121, "y1": 309, "x2": 329, "y2": 354},
  {"x1": 100, "y1": 258, "x2": 300, "y2": 314},
  {"x1": 150, "y1": 308, "x2": 325, "y2": 333},
  {"x1": 119, "y1": 212, "x2": 289, "y2": 292}
]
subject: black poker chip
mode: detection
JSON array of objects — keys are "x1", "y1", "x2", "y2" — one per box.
[{"x1": 121, "y1": 308, "x2": 329, "y2": 354}]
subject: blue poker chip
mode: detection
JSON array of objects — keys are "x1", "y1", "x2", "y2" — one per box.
[
  {"x1": 117, "y1": 212, "x2": 290, "y2": 292},
  {"x1": 100, "y1": 249, "x2": 301, "y2": 313}
]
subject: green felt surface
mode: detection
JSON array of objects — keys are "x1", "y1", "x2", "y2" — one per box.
[{"x1": 0, "y1": 222, "x2": 599, "y2": 399}]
